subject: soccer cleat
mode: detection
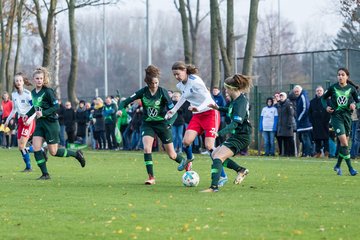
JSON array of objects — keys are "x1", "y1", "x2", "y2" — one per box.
[
  {"x1": 349, "y1": 168, "x2": 358, "y2": 176},
  {"x1": 334, "y1": 166, "x2": 342, "y2": 176},
  {"x1": 200, "y1": 187, "x2": 219, "y2": 193},
  {"x1": 185, "y1": 162, "x2": 193, "y2": 172},
  {"x1": 145, "y1": 177, "x2": 156, "y2": 185},
  {"x1": 234, "y1": 168, "x2": 249, "y2": 184},
  {"x1": 218, "y1": 176, "x2": 228, "y2": 187},
  {"x1": 21, "y1": 168, "x2": 33, "y2": 172},
  {"x1": 37, "y1": 174, "x2": 51, "y2": 180},
  {"x1": 178, "y1": 157, "x2": 194, "y2": 171},
  {"x1": 75, "y1": 150, "x2": 86, "y2": 167}
]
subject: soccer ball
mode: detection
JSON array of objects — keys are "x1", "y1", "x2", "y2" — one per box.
[{"x1": 182, "y1": 171, "x2": 200, "y2": 187}]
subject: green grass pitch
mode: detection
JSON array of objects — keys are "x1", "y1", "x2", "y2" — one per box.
[{"x1": 0, "y1": 149, "x2": 359, "y2": 239}]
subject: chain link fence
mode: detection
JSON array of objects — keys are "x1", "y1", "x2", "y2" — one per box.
[{"x1": 233, "y1": 48, "x2": 360, "y2": 152}]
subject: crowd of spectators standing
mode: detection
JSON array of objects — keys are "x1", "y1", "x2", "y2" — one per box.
[{"x1": 1, "y1": 82, "x2": 358, "y2": 160}]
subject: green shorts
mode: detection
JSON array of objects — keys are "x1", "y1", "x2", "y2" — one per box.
[
  {"x1": 331, "y1": 112, "x2": 351, "y2": 136},
  {"x1": 141, "y1": 121, "x2": 173, "y2": 144},
  {"x1": 222, "y1": 134, "x2": 251, "y2": 156},
  {"x1": 33, "y1": 118, "x2": 60, "y2": 144}
]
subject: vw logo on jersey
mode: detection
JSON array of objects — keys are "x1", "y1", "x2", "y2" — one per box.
[
  {"x1": 337, "y1": 96, "x2": 348, "y2": 106},
  {"x1": 148, "y1": 107, "x2": 158, "y2": 117},
  {"x1": 155, "y1": 100, "x2": 160, "y2": 106}
]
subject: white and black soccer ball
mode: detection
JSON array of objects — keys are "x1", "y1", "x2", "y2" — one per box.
[{"x1": 182, "y1": 171, "x2": 200, "y2": 187}]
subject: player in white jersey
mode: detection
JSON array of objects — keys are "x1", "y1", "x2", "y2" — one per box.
[
  {"x1": 4, "y1": 73, "x2": 38, "y2": 172},
  {"x1": 166, "y1": 61, "x2": 228, "y2": 185}
]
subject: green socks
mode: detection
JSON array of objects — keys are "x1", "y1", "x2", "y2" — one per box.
[
  {"x1": 210, "y1": 158, "x2": 223, "y2": 189},
  {"x1": 34, "y1": 150, "x2": 48, "y2": 174},
  {"x1": 175, "y1": 154, "x2": 184, "y2": 164},
  {"x1": 55, "y1": 148, "x2": 76, "y2": 158},
  {"x1": 338, "y1": 146, "x2": 353, "y2": 169},
  {"x1": 223, "y1": 158, "x2": 242, "y2": 172},
  {"x1": 144, "y1": 153, "x2": 154, "y2": 177}
]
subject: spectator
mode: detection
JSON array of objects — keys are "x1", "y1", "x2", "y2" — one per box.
[
  {"x1": 309, "y1": 86, "x2": 331, "y2": 158},
  {"x1": 171, "y1": 91, "x2": 185, "y2": 154},
  {"x1": 76, "y1": 100, "x2": 89, "y2": 145},
  {"x1": 212, "y1": 87, "x2": 227, "y2": 146},
  {"x1": 277, "y1": 92, "x2": 295, "y2": 157},
  {"x1": 64, "y1": 101, "x2": 76, "y2": 144},
  {"x1": 57, "y1": 99, "x2": 66, "y2": 147},
  {"x1": 103, "y1": 96, "x2": 118, "y2": 150},
  {"x1": 92, "y1": 97, "x2": 106, "y2": 150},
  {"x1": 259, "y1": 97, "x2": 278, "y2": 156},
  {"x1": 293, "y1": 85, "x2": 313, "y2": 157},
  {"x1": 1, "y1": 91, "x2": 14, "y2": 148}
]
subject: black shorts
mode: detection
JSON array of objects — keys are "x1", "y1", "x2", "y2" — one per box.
[
  {"x1": 141, "y1": 121, "x2": 173, "y2": 144},
  {"x1": 222, "y1": 134, "x2": 251, "y2": 156}
]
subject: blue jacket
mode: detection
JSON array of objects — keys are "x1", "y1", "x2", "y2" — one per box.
[{"x1": 295, "y1": 90, "x2": 312, "y2": 132}]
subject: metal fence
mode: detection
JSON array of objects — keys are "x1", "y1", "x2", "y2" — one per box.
[{"x1": 233, "y1": 48, "x2": 360, "y2": 152}]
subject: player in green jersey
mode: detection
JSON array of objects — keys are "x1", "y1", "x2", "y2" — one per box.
[
  {"x1": 25, "y1": 67, "x2": 86, "y2": 180},
  {"x1": 322, "y1": 67, "x2": 358, "y2": 176},
  {"x1": 201, "y1": 74, "x2": 252, "y2": 192},
  {"x1": 117, "y1": 65, "x2": 186, "y2": 185}
]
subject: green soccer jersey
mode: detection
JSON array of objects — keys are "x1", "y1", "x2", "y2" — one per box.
[
  {"x1": 27, "y1": 87, "x2": 59, "y2": 121},
  {"x1": 119, "y1": 87, "x2": 174, "y2": 122},
  {"x1": 218, "y1": 93, "x2": 252, "y2": 136},
  {"x1": 322, "y1": 83, "x2": 359, "y2": 114}
]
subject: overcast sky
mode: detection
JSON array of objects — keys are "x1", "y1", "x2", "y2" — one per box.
[{"x1": 121, "y1": 0, "x2": 343, "y2": 37}]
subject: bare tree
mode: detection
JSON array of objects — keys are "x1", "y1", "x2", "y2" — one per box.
[
  {"x1": 14, "y1": 0, "x2": 26, "y2": 76},
  {"x1": 31, "y1": 0, "x2": 57, "y2": 68},
  {"x1": 0, "y1": 1, "x2": 18, "y2": 93},
  {"x1": 174, "y1": 0, "x2": 209, "y2": 65},
  {"x1": 242, "y1": 0, "x2": 259, "y2": 76},
  {"x1": 210, "y1": 0, "x2": 220, "y2": 89}
]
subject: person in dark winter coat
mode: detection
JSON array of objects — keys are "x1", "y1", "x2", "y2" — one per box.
[
  {"x1": 64, "y1": 101, "x2": 76, "y2": 144},
  {"x1": 293, "y1": 85, "x2": 313, "y2": 157},
  {"x1": 57, "y1": 99, "x2": 66, "y2": 146},
  {"x1": 76, "y1": 100, "x2": 89, "y2": 144},
  {"x1": 277, "y1": 92, "x2": 295, "y2": 156},
  {"x1": 309, "y1": 86, "x2": 331, "y2": 158},
  {"x1": 92, "y1": 97, "x2": 106, "y2": 149},
  {"x1": 171, "y1": 91, "x2": 185, "y2": 153}
]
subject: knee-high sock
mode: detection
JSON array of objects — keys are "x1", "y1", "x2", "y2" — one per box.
[
  {"x1": 27, "y1": 145, "x2": 34, "y2": 153},
  {"x1": 339, "y1": 145, "x2": 353, "y2": 170},
  {"x1": 209, "y1": 148, "x2": 227, "y2": 177},
  {"x1": 20, "y1": 149, "x2": 31, "y2": 169},
  {"x1": 223, "y1": 158, "x2": 244, "y2": 173},
  {"x1": 336, "y1": 146, "x2": 347, "y2": 168},
  {"x1": 174, "y1": 154, "x2": 184, "y2": 164},
  {"x1": 55, "y1": 148, "x2": 76, "y2": 158},
  {"x1": 210, "y1": 158, "x2": 223, "y2": 189},
  {"x1": 144, "y1": 153, "x2": 154, "y2": 177},
  {"x1": 183, "y1": 145, "x2": 193, "y2": 160},
  {"x1": 34, "y1": 150, "x2": 48, "y2": 174}
]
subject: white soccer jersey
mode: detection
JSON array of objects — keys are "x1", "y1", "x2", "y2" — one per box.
[
  {"x1": 10, "y1": 89, "x2": 33, "y2": 117},
  {"x1": 174, "y1": 74, "x2": 215, "y2": 114}
]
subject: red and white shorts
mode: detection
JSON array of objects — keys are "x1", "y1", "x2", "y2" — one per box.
[
  {"x1": 17, "y1": 117, "x2": 36, "y2": 139},
  {"x1": 187, "y1": 109, "x2": 220, "y2": 138}
]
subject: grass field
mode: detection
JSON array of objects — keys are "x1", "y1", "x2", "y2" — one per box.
[{"x1": 0, "y1": 148, "x2": 359, "y2": 240}]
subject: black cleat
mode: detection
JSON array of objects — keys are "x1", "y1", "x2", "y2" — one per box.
[
  {"x1": 75, "y1": 150, "x2": 86, "y2": 167},
  {"x1": 37, "y1": 173, "x2": 51, "y2": 180}
]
